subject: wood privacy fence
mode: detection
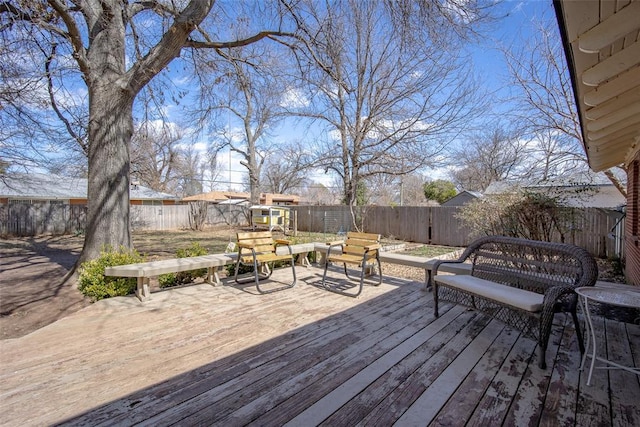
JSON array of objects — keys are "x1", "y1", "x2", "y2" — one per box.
[
  {"x1": 0, "y1": 202, "x2": 625, "y2": 258},
  {"x1": 0, "y1": 203, "x2": 246, "y2": 237},
  {"x1": 288, "y1": 205, "x2": 625, "y2": 259}
]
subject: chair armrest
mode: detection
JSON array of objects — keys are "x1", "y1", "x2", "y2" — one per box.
[
  {"x1": 275, "y1": 239, "x2": 291, "y2": 245},
  {"x1": 363, "y1": 243, "x2": 381, "y2": 251},
  {"x1": 326, "y1": 240, "x2": 344, "y2": 246}
]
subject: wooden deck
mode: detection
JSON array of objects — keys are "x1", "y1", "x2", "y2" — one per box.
[{"x1": 1, "y1": 266, "x2": 639, "y2": 426}]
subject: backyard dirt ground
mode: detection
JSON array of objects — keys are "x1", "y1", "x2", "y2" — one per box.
[{"x1": 0, "y1": 231, "x2": 631, "y2": 340}]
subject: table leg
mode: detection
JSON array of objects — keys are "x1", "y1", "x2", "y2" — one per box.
[{"x1": 579, "y1": 295, "x2": 598, "y2": 386}]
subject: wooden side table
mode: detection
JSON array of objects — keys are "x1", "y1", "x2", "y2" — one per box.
[{"x1": 575, "y1": 286, "x2": 640, "y2": 385}]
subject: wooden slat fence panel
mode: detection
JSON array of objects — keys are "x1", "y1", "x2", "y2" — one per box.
[
  {"x1": 1, "y1": 202, "x2": 625, "y2": 259},
  {"x1": 130, "y1": 205, "x2": 246, "y2": 231},
  {"x1": 429, "y1": 206, "x2": 473, "y2": 247},
  {"x1": 290, "y1": 205, "x2": 624, "y2": 258},
  {"x1": 0, "y1": 202, "x2": 87, "y2": 236}
]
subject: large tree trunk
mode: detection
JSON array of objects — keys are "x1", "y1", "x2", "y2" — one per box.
[
  {"x1": 81, "y1": 87, "x2": 135, "y2": 262},
  {"x1": 78, "y1": 1, "x2": 132, "y2": 263},
  {"x1": 74, "y1": 1, "x2": 212, "y2": 263}
]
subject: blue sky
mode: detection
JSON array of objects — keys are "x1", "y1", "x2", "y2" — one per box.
[{"x1": 171, "y1": 1, "x2": 561, "y2": 193}]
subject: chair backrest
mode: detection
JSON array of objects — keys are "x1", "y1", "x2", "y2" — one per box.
[
  {"x1": 466, "y1": 235, "x2": 598, "y2": 293},
  {"x1": 237, "y1": 231, "x2": 277, "y2": 255},
  {"x1": 343, "y1": 232, "x2": 381, "y2": 257}
]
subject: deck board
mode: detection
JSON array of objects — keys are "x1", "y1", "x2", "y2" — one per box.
[{"x1": 0, "y1": 266, "x2": 639, "y2": 426}]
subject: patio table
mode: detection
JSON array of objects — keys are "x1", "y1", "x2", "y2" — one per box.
[{"x1": 576, "y1": 285, "x2": 640, "y2": 385}]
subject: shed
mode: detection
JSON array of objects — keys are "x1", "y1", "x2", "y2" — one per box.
[
  {"x1": 441, "y1": 191, "x2": 482, "y2": 207},
  {"x1": 250, "y1": 205, "x2": 290, "y2": 232}
]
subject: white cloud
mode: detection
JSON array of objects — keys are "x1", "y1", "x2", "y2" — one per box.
[{"x1": 280, "y1": 88, "x2": 309, "y2": 109}]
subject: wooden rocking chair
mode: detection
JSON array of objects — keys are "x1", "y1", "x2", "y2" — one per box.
[
  {"x1": 234, "y1": 231, "x2": 296, "y2": 294},
  {"x1": 321, "y1": 232, "x2": 382, "y2": 297}
]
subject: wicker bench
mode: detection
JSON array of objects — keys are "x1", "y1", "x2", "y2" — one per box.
[{"x1": 432, "y1": 235, "x2": 598, "y2": 369}]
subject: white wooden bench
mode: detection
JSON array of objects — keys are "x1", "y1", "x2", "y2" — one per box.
[
  {"x1": 104, "y1": 241, "x2": 464, "y2": 302},
  {"x1": 104, "y1": 254, "x2": 234, "y2": 301},
  {"x1": 104, "y1": 243, "x2": 315, "y2": 301},
  {"x1": 378, "y1": 252, "x2": 471, "y2": 291}
]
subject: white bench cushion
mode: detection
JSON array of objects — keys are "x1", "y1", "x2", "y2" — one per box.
[{"x1": 434, "y1": 274, "x2": 544, "y2": 312}]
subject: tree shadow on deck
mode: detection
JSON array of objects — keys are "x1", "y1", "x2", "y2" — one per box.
[{"x1": 23, "y1": 269, "x2": 639, "y2": 426}]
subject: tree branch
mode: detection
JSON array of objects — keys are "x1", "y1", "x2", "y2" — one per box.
[
  {"x1": 44, "y1": 43, "x2": 87, "y2": 154},
  {"x1": 46, "y1": 0, "x2": 90, "y2": 77}
]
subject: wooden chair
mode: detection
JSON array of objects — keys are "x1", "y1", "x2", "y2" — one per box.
[
  {"x1": 321, "y1": 232, "x2": 382, "y2": 297},
  {"x1": 234, "y1": 231, "x2": 296, "y2": 294}
]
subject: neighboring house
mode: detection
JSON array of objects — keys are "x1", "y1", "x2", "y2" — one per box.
[
  {"x1": 0, "y1": 173, "x2": 179, "y2": 205},
  {"x1": 441, "y1": 191, "x2": 482, "y2": 207},
  {"x1": 1, "y1": 173, "x2": 179, "y2": 236},
  {"x1": 555, "y1": 0, "x2": 640, "y2": 285},
  {"x1": 183, "y1": 191, "x2": 300, "y2": 206},
  {"x1": 527, "y1": 183, "x2": 625, "y2": 209},
  {"x1": 484, "y1": 178, "x2": 626, "y2": 209}
]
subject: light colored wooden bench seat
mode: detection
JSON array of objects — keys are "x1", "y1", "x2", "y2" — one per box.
[
  {"x1": 432, "y1": 235, "x2": 598, "y2": 369},
  {"x1": 378, "y1": 252, "x2": 471, "y2": 290},
  {"x1": 105, "y1": 254, "x2": 234, "y2": 301},
  {"x1": 104, "y1": 242, "x2": 316, "y2": 301},
  {"x1": 434, "y1": 274, "x2": 544, "y2": 312}
]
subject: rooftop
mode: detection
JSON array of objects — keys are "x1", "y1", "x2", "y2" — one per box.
[{"x1": 0, "y1": 173, "x2": 178, "y2": 201}]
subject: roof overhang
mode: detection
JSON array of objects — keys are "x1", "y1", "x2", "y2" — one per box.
[{"x1": 554, "y1": 0, "x2": 640, "y2": 171}]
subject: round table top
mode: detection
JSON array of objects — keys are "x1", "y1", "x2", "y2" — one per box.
[{"x1": 576, "y1": 286, "x2": 640, "y2": 309}]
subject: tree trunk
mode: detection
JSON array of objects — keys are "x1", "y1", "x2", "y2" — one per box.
[
  {"x1": 78, "y1": 2, "x2": 133, "y2": 263},
  {"x1": 80, "y1": 86, "x2": 135, "y2": 262}
]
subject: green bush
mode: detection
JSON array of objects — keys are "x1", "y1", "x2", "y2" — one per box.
[
  {"x1": 78, "y1": 246, "x2": 145, "y2": 301},
  {"x1": 158, "y1": 242, "x2": 209, "y2": 288}
]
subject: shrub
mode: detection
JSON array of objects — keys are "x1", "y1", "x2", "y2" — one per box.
[
  {"x1": 78, "y1": 246, "x2": 145, "y2": 301},
  {"x1": 158, "y1": 242, "x2": 209, "y2": 288},
  {"x1": 456, "y1": 190, "x2": 577, "y2": 242}
]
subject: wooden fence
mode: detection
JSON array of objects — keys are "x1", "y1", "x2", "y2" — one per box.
[
  {"x1": 0, "y1": 203, "x2": 246, "y2": 236},
  {"x1": 289, "y1": 205, "x2": 625, "y2": 259},
  {"x1": 1, "y1": 202, "x2": 625, "y2": 258},
  {"x1": 0, "y1": 202, "x2": 87, "y2": 236}
]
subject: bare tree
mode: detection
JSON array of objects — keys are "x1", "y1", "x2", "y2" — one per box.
[
  {"x1": 261, "y1": 142, "x2": 314, "y2": 194},
  {"x1": 175, "y1": 144, "x2": 204, "y2": 197},
  {"x1": 402, "y1": 174, "x2": 430, "y2": 206},
  {"x1": 286, "y1": 0, "x2": 491, "y2": 229},
  {"x1": 502, "y1": 15, "x2": 626, "y2": 195},
  {"x1": 451, "y1": 126, "x2": 529, "y2": 192},
  {"x1": 193, "y1": 38, "x2": 288, "y2": 204},
  {"x1": 1, "y1": 1, "x2": 296, "y2": 263},
  {"x1": 0, "y1": 47, "x2": 87, "y2": 175},
  {"x1": 130, "y1": 122, "x2": 183, "y2": 193},
  {"x1": 300, "y1": 182, "x2": 338, "y2": 205}
]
